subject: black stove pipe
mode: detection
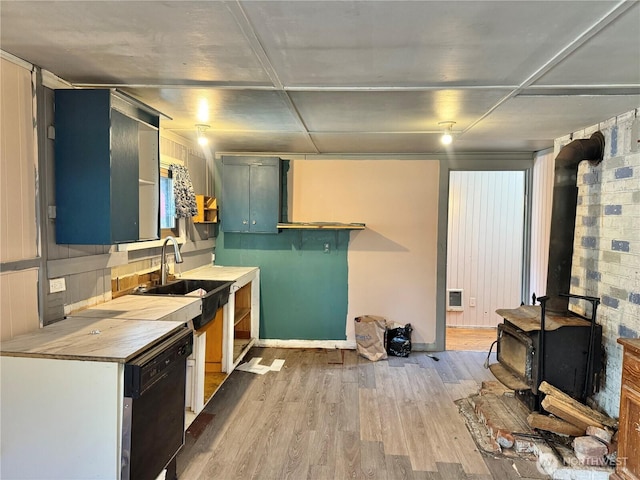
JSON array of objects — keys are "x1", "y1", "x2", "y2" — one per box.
[{"x1": 545, "y1": 131, "x2": 605, "y2": 313}]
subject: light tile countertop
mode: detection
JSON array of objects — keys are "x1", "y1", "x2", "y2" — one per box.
[
  {"x1": 67, "y1": 294, "x2": 202, "y2": 323},
  {"x1": 0, "y1": 317, "x2": 185, "y2": 362},
  {"x1": 0, "y1": 265, "x2": 259, "y2": 363},
  {"x1": 178, "y1": 265, "x2": 259, "y2": 287}
]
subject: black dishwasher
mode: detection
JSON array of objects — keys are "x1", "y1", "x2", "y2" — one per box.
[{"x1": 121, "y1": 327, "x2": 193, "y2": 480}]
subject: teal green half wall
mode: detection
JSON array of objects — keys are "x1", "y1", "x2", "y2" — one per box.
[{"x1": 215, "y1": 229, "x2": 350, "y2": 340}]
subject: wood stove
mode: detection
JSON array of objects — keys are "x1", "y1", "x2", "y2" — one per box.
[
  {"x1": 488, "y1": 131, "x2": 606, "y2": 410},
  {"x1": 490, "y1": 294, "x2": 603, "y2": 410}
]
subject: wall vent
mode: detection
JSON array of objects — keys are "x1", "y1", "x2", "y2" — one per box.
[{"x1": 447, "y1": 289, "x2": 464, "y2": 311}]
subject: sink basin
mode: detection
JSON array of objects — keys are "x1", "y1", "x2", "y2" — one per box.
[{"x1": 135, "y1": 279, "x2": 233, "y2": 330}]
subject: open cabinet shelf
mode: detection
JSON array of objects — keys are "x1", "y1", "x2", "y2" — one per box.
[
  {"x1": 194, "y1": 195, "x2": 218, "y2": 224},
  {"x1": 234, "y1": 308, "x2": 251, "y2": 327},
  {"x1": 233, "y1": 283, "x2": 252, "y2": 364}
]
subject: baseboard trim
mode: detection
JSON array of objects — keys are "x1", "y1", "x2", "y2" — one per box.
[
  {"x1": 255, "y1": 339, "x2": 357, "y2": 349},
  {"x1": 411, "y1": 343, "x2": 441, "y2": 352},
  {"x1": 254, "y1": 339, "x2": 443, "y2": 352}
]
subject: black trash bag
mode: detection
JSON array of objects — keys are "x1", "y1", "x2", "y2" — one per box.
[{"x1": 386, "y1": 323, "x2": 413, "y2": 357}]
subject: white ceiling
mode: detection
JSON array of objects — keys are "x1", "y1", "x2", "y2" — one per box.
[{"x1": 1, "y1": 0, "x2": 639, "y2": 155}]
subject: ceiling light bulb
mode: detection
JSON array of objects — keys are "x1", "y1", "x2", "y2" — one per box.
[
  {"x1": 438, "y1": 121, "x2": 456, "y2": 146},
  {"x1": 195, "y1": 124, "x2": 210, "y2": 147}
]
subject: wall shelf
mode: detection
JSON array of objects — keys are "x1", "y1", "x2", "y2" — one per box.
[
  {"x1": 277, "y1": 222, "x2": 365, "y2": 230},
  {"x1": 194, "y1": 195, "x2": 218, "y2": 224},
  {"x1": 280, "y1": 223, "x2": 365, "y2": 251}
]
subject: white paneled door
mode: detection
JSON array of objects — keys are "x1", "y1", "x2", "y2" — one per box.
[{"x1": 446, "y1": 171, "x2": 525, "y2": 327}]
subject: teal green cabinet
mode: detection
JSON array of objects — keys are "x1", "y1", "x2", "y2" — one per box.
[
  {"x1": 54, "y1": 89, "x2": 160, "y2": 244},
  {"x1": 222, "y1": 156, "x2": 281, "y2": 233}
]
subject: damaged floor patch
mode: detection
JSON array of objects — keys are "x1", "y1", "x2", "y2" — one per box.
[
  {"x1": 236, "y1": 357, "x2": 285, "y2": 374},
  {"x1": 455, "y1": 382, "x2": 616, "y2": 479}
]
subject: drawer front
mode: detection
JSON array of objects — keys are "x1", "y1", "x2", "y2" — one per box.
[
  {"x1": 623, "y1": 350, "x2": 640, "y2": 392},
  {"x1": 617, "y1": 384, "x2": 640, "y2": 480}
]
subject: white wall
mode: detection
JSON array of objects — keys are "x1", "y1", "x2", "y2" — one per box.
[
  {"x1": 0, "y1": 57, "x2": 38, "y2": 263},
  {"x1": 0, "y1": 56, "x2": 40, "y2": 341},
  {"x1": 0, "y1": 269, "x2": 40, "y2": 340},
  {"x1": 290, "y1": 159, "x2": 440, "y2": 347},
  {"x1": 446, "y1": 171, "x2": 525, "y2": 327},
  {"x1": 529, "y1": 149, "x2": 555, "y2": 299}
]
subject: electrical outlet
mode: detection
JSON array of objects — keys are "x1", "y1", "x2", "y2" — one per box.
[
  {"x1": 49, "y1": 278, "x2": 66, "y2": 293},
  {"x1": 469, "y1": 297, "x2": 476, "y2": 307}
]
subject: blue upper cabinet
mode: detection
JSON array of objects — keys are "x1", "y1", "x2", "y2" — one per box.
[
  {"x1": 54, "y1": 89, "x2": 160, "y2": 244},
  {"x1": 222, "y1": 156, "x2": 281, "y2": 233}
]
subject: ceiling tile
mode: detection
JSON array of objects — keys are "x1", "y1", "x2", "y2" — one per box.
[
  {"x1": 206, "y1": 131, "x2": 318, "y2": 154},
  {"x1": 534, "y1": 2, "x2": 640, "y2": 86},
  {"x1": 289, "y1": 89, "x2": 511, "y2": 132},
  {"x1": 0, "y1": 1, "x2": 272, "y2": 85},
  {"x1": 125, "y1": 88, "x2": 303, "y2": 132},
  {"x1": 243, "y1": 0, "x2": 622, "y2": 87},
  {"x1": 461, "y1": 95, "x2": 640, "y2": 147},
  {"x1": 310, "y1": 132, "x2": 444, "y2": 154}
]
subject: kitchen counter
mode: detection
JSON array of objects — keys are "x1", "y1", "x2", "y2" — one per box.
[
  {"x1": 1, "y1": 315, "x2": 189, "y2": 480},
  {"x1": 175, "y1": 264, "x2": 260, "y2": 414},
  {"x1": 68, "y1": 294, "x2": 201, "y2": 323},
  {"x1": 178, "y1": 265, "x2": 258, "y2": 287},
  {"x1": 0, "y1": 317, "x2": 185, "y2": 363}
]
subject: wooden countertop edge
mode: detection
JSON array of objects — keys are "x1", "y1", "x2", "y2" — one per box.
[
  {"x1": 0, "y1": 351, "x2": 129, "y2": 363},
  {"x1": 0, "y1": 319, "x2": 187, "y2": 363},
  {"x1": 68, "y1": 295, "x2": 202, "y2": 321},
  {"x1": 617, "y1": 337, "x2": 640, "y2": 355}
]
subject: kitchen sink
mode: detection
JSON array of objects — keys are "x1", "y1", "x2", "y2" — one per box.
[{"x1": 135, "y1": 279, "x2": 233, "y2": 330}]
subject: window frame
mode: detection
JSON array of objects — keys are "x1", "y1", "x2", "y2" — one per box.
[{"x1": 160, "y1": 167, "x2": 179, "y2": 238}]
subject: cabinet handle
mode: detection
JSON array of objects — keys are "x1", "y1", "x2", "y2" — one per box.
[
  {"x1": 242, "y1": 220, "x2": 248, "y2": 225},
  {"x1": 252, "y1": 220, "x2": 256, "y2": 225}
]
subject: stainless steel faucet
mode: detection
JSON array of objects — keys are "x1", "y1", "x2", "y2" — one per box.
[{"x1": 160, "y1": 236, "x2": 183, "y2": 285}]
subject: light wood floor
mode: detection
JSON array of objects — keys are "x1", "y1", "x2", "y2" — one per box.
[
  {"x1": 446, "y1": 327, "x2": 497, "y2": 352},
  {"x1": 176, "y1": 347, "x2": 547, "y2": 480}
]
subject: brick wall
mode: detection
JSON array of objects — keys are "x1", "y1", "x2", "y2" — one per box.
[{"x1": 562, "y1": 108, "x2": 640, "y2": 417}]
